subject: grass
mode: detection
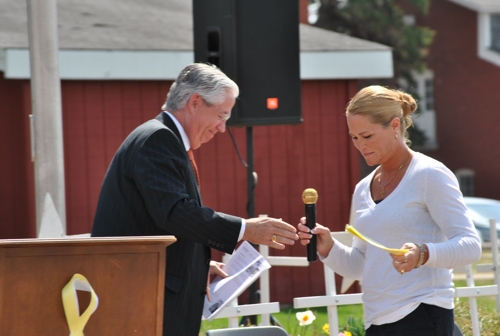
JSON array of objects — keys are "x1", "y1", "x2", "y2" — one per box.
[
  {"x1": 455, "y1": 298, "x2": 500, "y2": 336},
  {"x1": 200, "y1": 247, "x2": 499, "y2": 336}
]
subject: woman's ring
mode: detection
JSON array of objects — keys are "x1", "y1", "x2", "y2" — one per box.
[
  {"x1": 272, "y1": 235, "x2": 277, "y2": 243},
  {"x1": 400, "y1": 269, "x2": 405, "y2": 274}
]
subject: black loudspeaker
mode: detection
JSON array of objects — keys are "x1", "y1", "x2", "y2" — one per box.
[{"x1": 193, "y1": 0, "x2": 302, "y2": 127}]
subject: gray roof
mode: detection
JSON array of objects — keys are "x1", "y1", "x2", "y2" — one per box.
[
  {"x1": 447, "y1": 0, "x2": 500, "y2": 12},
  {"x1": 0, "y1": 0, "x2": 393, "y2": 80},
  {"x1": 300, "y1": 24, "x2": 389, "y2": 52},
  {"x1": 0, "y1": 0, "x2": 389, "y2": 52}
]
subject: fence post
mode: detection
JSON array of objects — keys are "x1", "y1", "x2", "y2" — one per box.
[
  {"x1": 489, "y1": 219, "x2": 500, "y2": 312},
  {"x1": 259, "y1": 244, "x2": 271, "y2": 326}
]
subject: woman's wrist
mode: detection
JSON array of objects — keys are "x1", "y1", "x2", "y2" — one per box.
[
  {"x1": 414, "y1": 243, "x2": 428, "y2": 268},
  {"x1": 318, "y1": 239, "x2": 334, "y2": 259}
]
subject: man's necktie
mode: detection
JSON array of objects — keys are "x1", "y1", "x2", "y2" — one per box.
[{"x1": 187, "y1": 149, "x2": 201, "y2": 188}]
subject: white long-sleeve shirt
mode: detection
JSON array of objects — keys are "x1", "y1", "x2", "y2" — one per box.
[{"x1": 322, "y1": 152, "x2": 481, "y2": 328}]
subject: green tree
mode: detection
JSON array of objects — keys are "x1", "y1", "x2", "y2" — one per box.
[{"x1": 314, "y1": 0, "x2": 435, "y2": 87}]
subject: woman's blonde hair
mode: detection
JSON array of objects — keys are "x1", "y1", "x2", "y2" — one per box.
[{"x1": 346, "y1": 85, "x2": 418, "y2": 144}]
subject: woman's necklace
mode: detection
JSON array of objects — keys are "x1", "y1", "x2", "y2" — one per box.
[{"x1": 377, "y1": 154, "x2": 411, "y2": 198}]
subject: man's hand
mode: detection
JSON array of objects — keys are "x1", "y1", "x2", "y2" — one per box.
[
  {"x1": 207, "y1": 261, "x2": 228, "y2": 302},
  {"x1": 209, "y1": 261, "x2": 228, "y2": 279},
  {"x1": 242, "y1": 217, "x2": 298, "y2": 249}
]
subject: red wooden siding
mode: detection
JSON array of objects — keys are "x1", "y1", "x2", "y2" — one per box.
[
  {"x1": 0, "y1": 75, "x2": 35, "y2": 238},
  {"x1": 0, "y1": 77, "x2": 359, "y2": 304},
  {"x1": 61, "y1": 80, "x2": 171, "y2": 235}
]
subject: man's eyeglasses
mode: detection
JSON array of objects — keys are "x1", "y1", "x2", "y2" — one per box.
[{"x1": 203, "y1": 99, "x2": 231, "y2": 122}]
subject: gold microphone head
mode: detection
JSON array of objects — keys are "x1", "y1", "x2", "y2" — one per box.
[{"x1": 302, "y1": 188, "x2": 318, "y2": 204}]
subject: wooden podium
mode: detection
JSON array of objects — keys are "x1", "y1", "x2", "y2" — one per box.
[{"x1": 0, "y1": 236, "x2": 176, "y2": 335}]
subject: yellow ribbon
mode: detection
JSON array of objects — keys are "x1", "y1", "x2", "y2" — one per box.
[
  {"x1": 345, "y1": 224, "x2": 409, "y2": 255},
  {"x1": 61, "y1": 274, "x2": 99, "y2": 336}
]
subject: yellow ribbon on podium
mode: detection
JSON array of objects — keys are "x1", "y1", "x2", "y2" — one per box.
[
  {"x1": 345, "y1": 224, "x2": 409, "y2": 255},
  {"x1": 61, "y1": 274, "x2": 99, "y2": 336}
]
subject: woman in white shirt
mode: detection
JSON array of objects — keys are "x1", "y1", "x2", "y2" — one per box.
[{"x1": 298, "y1": 85, "x2": 481, "y2": 335}]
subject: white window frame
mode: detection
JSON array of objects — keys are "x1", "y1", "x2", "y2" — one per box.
[
  {"x1": 401, "y1": 70, "x2": 438, "y2": 150},
  {"x1": 478, "y1": 12, "x2": 500, "y2": 67}
]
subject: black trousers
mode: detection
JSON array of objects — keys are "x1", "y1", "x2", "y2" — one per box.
[{"x1": 366, "y1": 303, "x2": 454, "y2": 336}]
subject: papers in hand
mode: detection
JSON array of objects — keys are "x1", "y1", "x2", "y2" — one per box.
[
  {"x1": 202, "y1": 241, "x2": 271, "y2": 321},
  {"x1": 345, "y1": 224, "x2": 409, "y2": 255}
]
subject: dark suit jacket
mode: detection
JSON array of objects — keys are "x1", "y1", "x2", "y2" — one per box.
[{"x1": 92, "y1": 112, "x2": 242, "y2": 336}]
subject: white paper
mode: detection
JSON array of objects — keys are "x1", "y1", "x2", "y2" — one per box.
[
  {"x1": 38, "y1": 192, "x2": 65, "y2": 238},
  {"x1": 202, "y1": 241, "x2": 271, "y2": 320}
]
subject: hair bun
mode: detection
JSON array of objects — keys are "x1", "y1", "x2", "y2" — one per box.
[{"x1": 398, "y1": 92, "x2": 418, "y2": 116}]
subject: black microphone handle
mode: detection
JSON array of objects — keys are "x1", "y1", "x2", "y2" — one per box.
[{"x1": 305, "y1": 203, "x2": 317, "y2": 262}]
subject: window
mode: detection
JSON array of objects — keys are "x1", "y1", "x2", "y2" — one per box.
[
  {"x1": 478, "y1": 13, "x2": 500, "y2": 67},
  {"x1": 456, "y1": 169, "x2": 475, "y2": 197},
  {"x1": 491, "y1": 14, "x2": 500, "y2": 53},
  {"x1": 400, "y1": 70, "x2": 438, "y2": 150}
]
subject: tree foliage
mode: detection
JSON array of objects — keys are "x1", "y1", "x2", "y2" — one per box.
[{"x1": 314, "y1": 0, "x2": 435, "y2": 86}]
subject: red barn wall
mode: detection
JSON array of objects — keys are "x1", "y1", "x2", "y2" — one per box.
[
  {"x1": 60, "y1": 80, "x2": 172, "y2": 235},
  {"x1": 0, "y1": 75, "x2": 35, "y2": 238},
  {"x1": 0, "y1": 76, "x2": 359, "y2": 303},
  {"x1": 416, "y1": 0, "x2": 500, "y2": 199}
]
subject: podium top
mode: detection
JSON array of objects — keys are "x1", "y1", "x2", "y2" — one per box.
[{"x1": 0, "y1": 235, "x2": 177, "y2": 248}]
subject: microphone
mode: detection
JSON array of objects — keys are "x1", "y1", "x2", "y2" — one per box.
[{"x1": 302, "y1": 188, "x2": 318, "y2": 262}]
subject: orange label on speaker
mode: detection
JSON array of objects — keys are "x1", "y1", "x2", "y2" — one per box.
[{"x1": 267, "y1": 98, "x2": 279, "y2": 110}]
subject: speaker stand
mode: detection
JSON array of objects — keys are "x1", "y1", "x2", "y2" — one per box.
[{"x1": 245, "y1": 126, "x2": 259, "y2": 325}]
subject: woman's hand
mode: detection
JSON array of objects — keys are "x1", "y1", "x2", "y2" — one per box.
[
  {"x1": 390, "y1": 243, "x2": 421, "y2": 275},
  {"x1": 297, "y1": 217, "x2": 334, "y2": 258}
]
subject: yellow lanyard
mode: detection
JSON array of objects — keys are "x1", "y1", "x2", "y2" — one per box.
[
  {"x1": 61, "y1": 274, "x2": 99, "y2": 336},
  {"x1": 345, "y1": 224, "x2": 409, "y2": 255}
]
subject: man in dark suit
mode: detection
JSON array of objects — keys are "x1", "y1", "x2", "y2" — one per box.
[{"x1": 92, "y1": 63, "x2": 298, "y2": 336}]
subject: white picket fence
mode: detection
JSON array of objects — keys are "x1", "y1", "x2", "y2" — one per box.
[{"x1": 475, "y1": 219, "x2": 500, "y2": 312}]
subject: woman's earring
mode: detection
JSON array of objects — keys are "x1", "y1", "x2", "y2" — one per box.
[{"x1": 395, "y1": 133, "x2": 399, "y2": 139}]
